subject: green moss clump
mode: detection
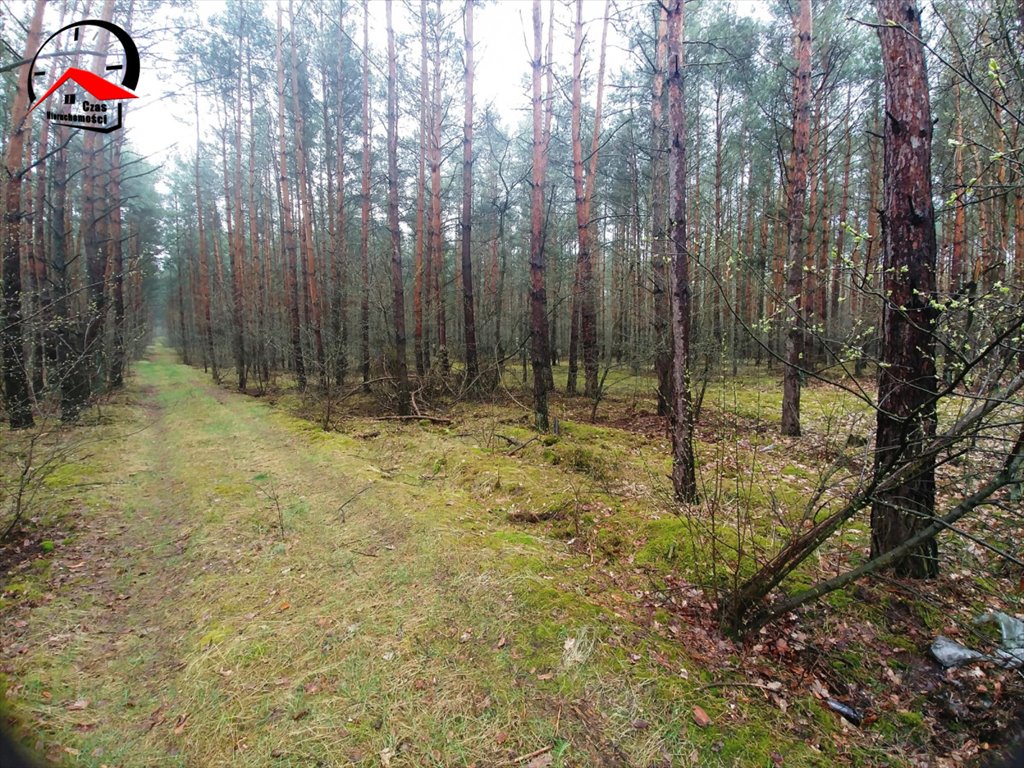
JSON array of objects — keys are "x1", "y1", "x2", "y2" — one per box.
[
  {"x1": 635, "y1": 517, "x2": 688, "y2": 568},
  {"x1": 559, "y1": 446, "x2": 609, "y2": 481},
  {"x1": 489, "y1": 531, "x2": 541, "y2": 549},
  {"x1": 594, "y1": 528, "x2": 625, "y2": 557}
]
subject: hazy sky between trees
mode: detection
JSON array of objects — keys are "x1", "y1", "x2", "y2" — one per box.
[{"x1": 8, "y1": 0, "x2": 769, "y2": 185}]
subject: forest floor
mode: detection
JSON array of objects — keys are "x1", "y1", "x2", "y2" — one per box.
[{"x1": 0, "y1": 345, "x2": 1019, "y2": 767}]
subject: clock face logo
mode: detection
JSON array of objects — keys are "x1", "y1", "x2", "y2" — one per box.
[{"x1": 26, "y1": 19, "x2": 140, "y2": 134}]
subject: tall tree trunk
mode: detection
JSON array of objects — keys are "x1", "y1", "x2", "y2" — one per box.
[
  {"x1": 781, "y1": 0, "x2": 812, "y2": 437},
  {"x1": 218, "y1": 92, "x2": 242, "y2": 391},
  {"x1": 80, "y1": 0, "x2": 117, "y2": 392},
  {"x1": 176, "y1": 258, "x2": 190, "y2": 366},
  {"x1": 289, "y1": 0, "x2": 325, "y2": 383},
  {"x1": 830, "y1": 86, "x2": 853, "y2": 345},
  {"x1": 1, "y1": 0, "x2": 44, "y2": 429},
  {"x1": 107, "y1": 100, "x2": 128, "y2": 388},
  {"x1": 712, "y1": 80, "x2": 724, "y2": 348},
  {"x1": 1017, "y1": 0, "x2": 1024, "y2": 300},
  {"x1": 564, "y1": 0, "x2": 578, "y2": 395},
  {"x1": 53, "y1": 116, "x2": 88, "y2": 420},
  {"x1": 30, "y1": 0, "x2": 57, "y2": 398},
  {"x1": 1016, "y1": 159, "x2": 1024, "y2": 291},
  {"x1": 542, "y1": 0, "x2": 555, "y2": 393},
  {"x1": 570, "y1": 0, "x2": 609, "y2": 401},
  {"x1": 651, "y1": 5, "x2": 671, "y2": 416},
  {"x1": 739, "y1": 154, "x2": 756, "y2": 370},
  {"x1": 414, "y1": 0, "x2": 429, "y2": 377},
  {"x1": 757, "y1": 184, "x2": 772, "y2": 367},
  {"x1": 430, "y1": 0, "x2": 449, "y2": 374},
  {"x1": 494, "y1": 196, "x2": 507, "y2": 363},
  {"x1": 814, "y1": 92, "x2": 831, "y2": 362},
  {"x1": 529, "y1": 0, "x2": 551, "y2": 430},
  {"x1": 871, "y1": 0, "x2": 940, "y2": 579},
  {"x1": 107, "y1": 0, "x2": 134, "y2": 391},
  {"x1": 666, "y1": 0, "x2": 697, "y2": 503},
  {"x1": 950, "y1": 79, "x2": 967, "y2": 293},
  {"x1": 48, "y1": 7, "x2": 90, "y2": 420},
  {"x1": 770, "y1": 182, "x2": 786, "y2": 367},
  {"x1": 803, "y1": 91, "x2": 821, "y2": 364},
  {"x1": 228, "y1": 17, "x2": 248, "y2": 392},
  {"x1": 194, "y1": 82, "x2": 219, "y2": 385},
  {"x1": 247, "y1": 39, "x2": 269, "y2": 387},
  {"x1": 276, "y1": 0, "x2": 305, "y2": 390},
  {"x1": 385, "y1": 0, "x2": 411, "y2": 415},
  {"x1": 855, "y1": 90, "x2": 882, "y2": 378},
  {"x1": 360, "y1": 0, "x2": 371, "y2": 387},
  {"x1": 333, "y1": 0, "x2": 348, "y2": 386},
  {"x1": 460, "y1": 0, "x2": 479, "y2": 384}
]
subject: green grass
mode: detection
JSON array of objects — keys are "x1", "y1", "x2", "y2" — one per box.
[{"x1": 0, "y1": 346, "x2": 965, "y2": 766}]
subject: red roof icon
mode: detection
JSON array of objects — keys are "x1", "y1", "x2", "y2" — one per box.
[{"x1": 30, "y1": 66, "x2": 137, "y2": 113}]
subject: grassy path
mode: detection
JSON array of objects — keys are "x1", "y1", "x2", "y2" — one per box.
[{"x1": 1, "y1": 347, "x2": 867, "y2": 767}]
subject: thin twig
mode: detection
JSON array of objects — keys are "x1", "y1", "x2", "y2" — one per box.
[{"x1": 508, "y1": 745, "x2": 552, "y2": 765}]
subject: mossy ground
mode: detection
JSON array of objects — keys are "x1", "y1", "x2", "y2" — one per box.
[{"x1": 0, "y1": 347, "x2": 1017, "y2": 766}]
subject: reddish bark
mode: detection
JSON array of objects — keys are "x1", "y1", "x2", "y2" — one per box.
[
  {"x1": 1016, "y1": 165, "x2": 1023, "y2": 289},
  {"x1": 289, "y1": 0, "x2": 324, "y2": 381},
  {"x1": 871, "y1": 0, "x2": 940, "y2": 578},
  {"x1": 275, "y1": 1, "x2": 305, "y2": 389},
  {"x1": 1, "y1": 0, "x2": 44, "y2": 428},
  {"x1": 781, "y1": 0, "x2": 812, "y2": 437},
  {"x1": 569, "y1": 0, "x2": 609, "y2": 401}
]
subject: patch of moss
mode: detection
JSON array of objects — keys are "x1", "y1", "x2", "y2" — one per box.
[
  {"x1": 43, "y1": 460, "x2": 96, "y2": 489},
  {"x1": 634, "y1": 517, "x2": 688, "y2": 568},
  {"x1": 594, "y1": 528, "x2": 625, "y2": 558},
  {"x1": 557, "y1": 445, "x2": 609, "y2": 481},
  {"x1": 1, "y1": 580, "x2": 45, "y2": 603}
]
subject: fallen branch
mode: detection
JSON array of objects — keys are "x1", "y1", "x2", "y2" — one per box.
[
  {"x1": 373, "y1": 414, "x2": 452, "y2": 425},
  {"x1": 338, "y1": 484, "x2": 373, "y2": 522},
  {"x1": 508, "y1": 436, "x2": 539, "y2": 456}
]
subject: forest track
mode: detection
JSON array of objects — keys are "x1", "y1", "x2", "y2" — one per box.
[{"x1": 0, "y1": 346, "x2": 892, "y2": 767}]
